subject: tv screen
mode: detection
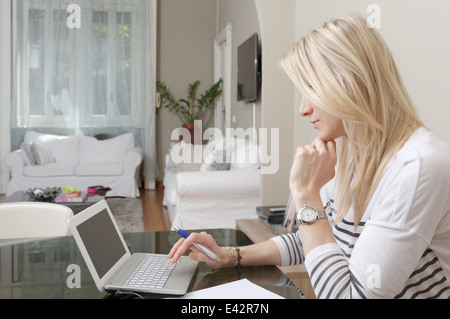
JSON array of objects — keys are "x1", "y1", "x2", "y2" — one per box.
[{"x1": 237, "y1": 33, "x2": 260, "y2": 103}]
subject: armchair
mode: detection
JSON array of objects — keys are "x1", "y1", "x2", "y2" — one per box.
[{"x1": 163, "y1": 138, "x2": 261, "y2": 229}]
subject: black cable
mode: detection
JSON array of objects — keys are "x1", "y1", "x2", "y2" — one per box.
[{"x1": 114, "y1": 289, "x2": 144, "y2": 299}]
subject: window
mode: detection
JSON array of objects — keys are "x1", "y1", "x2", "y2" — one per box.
[
  {"x1": 16, "y1": 0, "x2": 137, "y2": 128},
  {"x1": 12, "y1": 0, "x2": 158, "y2": 189}
]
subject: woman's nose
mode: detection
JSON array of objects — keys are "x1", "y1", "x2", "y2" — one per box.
[{"x1": 299, "y1": 96, "x2": 313, "y2": 117}]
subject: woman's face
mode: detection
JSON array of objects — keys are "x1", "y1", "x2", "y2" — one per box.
[{"x1": 299, "y1": 95, "x2": 347, "y2": 141}]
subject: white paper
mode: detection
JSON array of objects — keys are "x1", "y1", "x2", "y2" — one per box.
[{"x1": 173, "y1": 279, "x2": 284, "y2": 299}]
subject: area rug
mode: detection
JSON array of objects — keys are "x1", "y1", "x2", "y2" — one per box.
[
  {"x1": 106, "y1": 198, "x2": 144, "y2": 233},
  {"x1": 69, "y1": 197, "x2": 144, "y2": 233}
]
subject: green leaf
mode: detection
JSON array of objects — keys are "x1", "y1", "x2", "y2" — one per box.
[{"x1": 157, "y1": 79, "x2": 223, "y2": 125}]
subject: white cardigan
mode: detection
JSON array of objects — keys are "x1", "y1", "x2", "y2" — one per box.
[{"x1": 272, "y1": 128, "x2": 450, "y2": 298}]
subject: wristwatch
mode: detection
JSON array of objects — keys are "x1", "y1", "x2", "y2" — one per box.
[{"x1": 296, "y1": 205, "x2": 327, "y2": 225}]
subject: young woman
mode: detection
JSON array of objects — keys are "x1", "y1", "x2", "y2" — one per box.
[{"x1": 168, "y1": 14, "x2": 450, "y2": 299}]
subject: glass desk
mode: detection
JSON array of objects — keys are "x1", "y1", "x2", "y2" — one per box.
[{"x1": 0, "y1": 229, "x2": 302, "y2": 299}]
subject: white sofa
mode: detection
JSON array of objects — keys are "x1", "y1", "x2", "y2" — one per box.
[
  {"x1": 163, "y1": 138, "x2": 261, "y2": 230},
  {"x1": 4, "y1": 131, "x2": 143, "y2": 197}
]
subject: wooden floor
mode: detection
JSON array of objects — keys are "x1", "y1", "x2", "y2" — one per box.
[
  {"x1": 0, "y1": 183, "x2": 172, "y2": 233},
  {"x1": 139, "y1": 182, "x2": 172, "y2": 232}
]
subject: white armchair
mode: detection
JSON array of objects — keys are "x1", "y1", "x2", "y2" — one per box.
[{"x1": 163, "y1": 138, "x2": 261, "y2": 230}]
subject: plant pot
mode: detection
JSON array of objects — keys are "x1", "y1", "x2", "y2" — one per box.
[
  {"x1": 180, "y1": 124, "x2": 196, "y2": 144},
  {"x1": 182, "y1": 124, "x2": 196, "y2": 130}
]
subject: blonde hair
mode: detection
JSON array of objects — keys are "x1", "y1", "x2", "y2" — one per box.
[{"x1": 280, "y1": 14, "x2": 424, "y2": 226}]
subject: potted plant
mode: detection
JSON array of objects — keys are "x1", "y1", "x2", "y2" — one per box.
[{"x1": 157, "y1": 79, "x2": 223, "y2": 143}]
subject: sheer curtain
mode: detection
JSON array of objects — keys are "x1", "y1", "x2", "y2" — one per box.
[
  {"x1": 0, "y1": 0, "x2": 12, "y2": 194},
  {"x1": 11, "y1": 0, "x2": 157, "y2": 189}
]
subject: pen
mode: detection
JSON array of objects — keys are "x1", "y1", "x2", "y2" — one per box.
[{"x1": 173, "y1": 227, "x2": 220, "y2": 262}]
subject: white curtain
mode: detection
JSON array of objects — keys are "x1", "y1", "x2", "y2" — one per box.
[
  {"x1": 10, "y1": 0, "x2": 158, "y2": 188},
  {"x1": 0, "y1": 0, "x2": 12, "y2": 194}
]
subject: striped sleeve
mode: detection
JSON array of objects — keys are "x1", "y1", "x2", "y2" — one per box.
[
  {"x1": 271, "y1": 231, "x2": 367, "y2": 298},
  {"x1": 304, "y1": 243, "x2": 367, "y2": 298},
  {"x1": 271, "y1": 231, "x2": 305, "y2": 266}
]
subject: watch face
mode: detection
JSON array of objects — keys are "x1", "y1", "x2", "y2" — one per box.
[{"x1": 300, "y1": 207, "x2": 317, "y2": 224}]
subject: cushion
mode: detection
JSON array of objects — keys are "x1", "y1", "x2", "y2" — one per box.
[
  {"x1": 20, "y1": 141, "x2": 55, "y2": 166},
  {"x1": 31, "y1": 143, "x2": 55, "y2": 165},
  {"x1": 20, "y1": 142, "x2": 37, "y2": 166},
  {"x1": 23, "y1": 162, "x2": 76, "y2": 177},
  {"x1": 75, "y1": 162, "x2": 123, "y2": 176},
  {"x1": 167, "y1": 141, "x2": 204, "y2": 172},
  {"x1": 79, "y1": 133, "x2": 134, "y2": 164},
  {"x1": 229, "y1": 138, "x2": 260, "y2": 170},
  {"x1": 24, "y1": 131, "x2": 80, "y2": 163},
  {"x1": 200, "y1": 137, "x2": 233, "y2": 171}
]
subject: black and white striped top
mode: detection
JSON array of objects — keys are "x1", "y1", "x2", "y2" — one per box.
[{"x1": 272, "y1": 128, "x2": 450, "y2": 298}]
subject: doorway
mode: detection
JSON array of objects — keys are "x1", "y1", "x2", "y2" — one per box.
[{"x1": 213, "y1": 23, "x2": 232, "y2": 132}]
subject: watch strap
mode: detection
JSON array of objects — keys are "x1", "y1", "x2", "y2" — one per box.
[{"x1": 316, "y1": 208, "x2": 327, "y2": 219}]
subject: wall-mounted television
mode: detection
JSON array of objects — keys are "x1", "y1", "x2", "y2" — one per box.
[{"x1": 237, "y1": 33, "x2": 261, "y2": 103}]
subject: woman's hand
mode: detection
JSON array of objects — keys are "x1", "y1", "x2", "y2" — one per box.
[
  {"x1": 168, "y1": 231, "x2": 229, "y2": 269},
  {"x1": 289, "y1": 138, "x2": 338, "y2": 255},
  {"x1": 289, "y1": 138, "x2": 337, "y2": 207}
]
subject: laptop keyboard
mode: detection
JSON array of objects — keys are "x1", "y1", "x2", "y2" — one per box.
[{"x1": 123, "y1": 255, "x2": 176, "y2": 289}]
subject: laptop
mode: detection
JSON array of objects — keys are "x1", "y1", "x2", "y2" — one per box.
[{"x1": 68, "y1": 200, "x2": 198, "y2": 295}]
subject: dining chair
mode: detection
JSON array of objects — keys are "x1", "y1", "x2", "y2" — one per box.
[{"x1": 0, "y1": 202, "x2": 73, "y2": 243}]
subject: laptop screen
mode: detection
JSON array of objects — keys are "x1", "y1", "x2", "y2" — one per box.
[{"x1": 76, "y1": 208, "x2": 127, "y2": 279}]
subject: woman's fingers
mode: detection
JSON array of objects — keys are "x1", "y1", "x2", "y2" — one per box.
[
  {"x1": 169, "y1": 232, "x2": 217, "y2": 264},
  {"x1": 168, "y1": 238, "x2": 186, "y2": 259}
]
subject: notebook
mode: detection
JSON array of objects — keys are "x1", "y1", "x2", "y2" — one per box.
[
  {"x1": 68, "y1": 200, "x2": 198, "y2": 295},
  {"x1": 261, "y1": 194, "x2": 298, "y2": 235}
]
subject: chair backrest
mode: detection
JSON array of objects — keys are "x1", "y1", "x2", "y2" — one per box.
[{"x1": 0, "y1": 202, "x2": 74, "y2": 240}]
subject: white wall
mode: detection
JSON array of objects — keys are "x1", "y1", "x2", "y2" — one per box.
[
  {"x1": 156, "y1": 0, "x2": 217, "y2": 178},
  {"x1": 217, "y1": 0, "x2": 261, "y2": 131},
  {"x1": 255, "y1": 0, "x2": 297, "y2": 205}
]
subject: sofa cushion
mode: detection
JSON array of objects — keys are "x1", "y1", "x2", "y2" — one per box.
[
  {"x1": 20, "y1": 141, "x2": 55, "y2": 166},
  {"x1": 200, "y1": 138, "x2": 234, "y2": 171},
  {"x1": 20, "y1": 142, "x2": 37, "y2": 166},
  {"x1": 24, "y1": 131, "x2": 79, "y2": 163},
  {"x1": 31, "y1": 143, "x2": 55, "y2": 165},
  {"x1": 23, "y1": 162, "x2": 75, "y2": 177},
  {"x1": 167, "y1": 141, "x2": 204, "y2": 172},
  {"x1": 230, "y1": 138, "x2": 260, "y2": 170},
  {"x1": 76, "y1": 162, "x2": 123, "y2": 176},
  {"x1": 79, "y1": 133, "x2": 134, "y2": 164}
]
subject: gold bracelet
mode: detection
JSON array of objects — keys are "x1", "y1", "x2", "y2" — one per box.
[
  {"x1": 236, "y1": 247, "x2": 242, "y2": 267},
  {"x1": 223, "y1": 247, "x2": 242, "y2": 268}
]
